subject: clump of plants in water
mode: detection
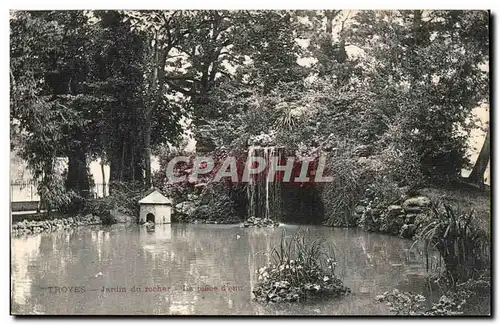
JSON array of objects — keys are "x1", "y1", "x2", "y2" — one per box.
[
  {"x1": 375, "y1": 289, "x2": 427, "y2": 315},
  {"x1": 252, "y1": 230, "x2": 350, "y2": 303},
  {"x1": 375, "y1": 273, "x2": 490, "y2": 316},
  {"x1": 415, "y1": 201, "x2": 489, "y2": 283}
]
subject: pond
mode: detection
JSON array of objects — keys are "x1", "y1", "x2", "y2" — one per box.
[{"x1": 11, "y1": 223, "x2": 442, "y2": 315}]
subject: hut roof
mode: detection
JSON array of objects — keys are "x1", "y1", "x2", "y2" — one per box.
[{"x1": 139, "y1": 190, "x2": 172, "y2": 205}]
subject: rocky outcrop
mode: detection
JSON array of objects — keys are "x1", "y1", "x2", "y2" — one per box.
[
  {"x1": 241, "y1": 217, "x2": 280, "y2": 228},
  {"x1": 11, "y1": 214, "x2": 102, "y2": 236},
  {"x1": 387, "y1": 205, "x2": 404, "y2": 217},
  {"x1": 402, "y1": 196, "x2": 431, "y2": 213},
  {"x1": 357, "y1": 195, "x2": 431, "y2": 239}
]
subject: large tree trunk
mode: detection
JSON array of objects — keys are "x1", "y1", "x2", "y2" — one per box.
[
  {"x1": 325, "y1": 10, "x2": 339, "y2": 35},
  {"x1": 109, "y1": 132, "x2": 145, "y2": 194},
  {"x1": 144, "y1": 119, "x2": 152, "y2": 188},
  {"x1": 468, "y1": 128, "x2": 490, "y2": 184},
  {"x1": 100, "y1": 159, "x2": 106, "y2": 197},
  {"x1": 66, "y1": 145, "x2": 90, "y2": 198},
  {"x1": 109, "y1": 141, "x2": 124, "y2": 194}
]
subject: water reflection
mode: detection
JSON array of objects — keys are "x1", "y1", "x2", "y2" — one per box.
[{"x1": 12, "y1": 224, "x2": 440, "y2": 315}]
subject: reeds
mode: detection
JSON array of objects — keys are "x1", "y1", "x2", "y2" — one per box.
[
  {"x1": 253, "y1": 229, "x2": 349, "y2": 302},
  {"x1": 416, "y1": 201, "x2": 489, "y2": 283}
]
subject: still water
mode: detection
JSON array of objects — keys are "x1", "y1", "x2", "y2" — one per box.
[{"x1": 11, "y1": 224, "x2": 440, "y2": 315}]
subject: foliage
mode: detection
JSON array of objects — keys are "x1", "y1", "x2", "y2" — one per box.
[
  {"x1": 375, "y1": 289, "x2": 427, "y2": 315},
  {"x1": 82, "y1": 182, "x2": 145, "y2": 223},
  {"x1": 10, "y1": 10, "x2": 187, "y2": 199},
  {"x1": 152, "y1": 147, "x2": 196, "y2": 203},
  {"x1": 10, "y1": 11, "x2": 86, "y2": 204},
  {"x1": 10, "y1": 10, "x2": 490, "y2": 222},
  {"x1": 347, "y1": 10, "x2": 489, "y2": 182},
  {"x1": 253, "y1": 230, "x2": 350, "y2": 302},
  {"x1": 415, "y1": 201, "x2": 489, "y2": 282},
  {"x1": 38, "y1": 173, "x2": 81, "y2": 214},
  {"x1": 376, "y1": 289, "x2": 468, "y2": 316},
  {"x1": 320, "y1": 148, "x2": 365, "y2": 227},
  {"x1": 83, "y1": 198, "x2": 117, "y2": 225},
  {"x1": 190, "y1": 182, "x2": 244, "y2": 223},
  {"x1": 376, "y1": 273, "x2": 490, "y2": 316},
  {"x1": 375, "y1": 145, "x2": 428, "y2": 189},
  {"x1": 434, "y1": 274, "x2": 491, "y2": 315}
]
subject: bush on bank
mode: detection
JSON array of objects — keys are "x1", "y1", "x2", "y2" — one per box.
[
  {"x1": 414, "y1": 201, "x2": 490, "y2": 283},
  {"x1": 81, "y1": 182, "x2": 145, "y2": 224}
]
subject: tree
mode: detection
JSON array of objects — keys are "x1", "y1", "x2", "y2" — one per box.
[
  {"x1": 347, "y1": 10, "x2": 489, "y2": 182},
  {"x1": 468, "y1": 127, "x2": 490, "y2": 184},
  {"x1": 39, "y1": 11, "x2": 96, "y2": 198},
  {"x1": 125, "y1": 10, "x2": 194, "y2": 186},
  {"x1": 10, "y1": 11, "x2": 84, "y2": 211},
  {"x1": 92, "y1": 11, "x2": 148, "y2": 189}
]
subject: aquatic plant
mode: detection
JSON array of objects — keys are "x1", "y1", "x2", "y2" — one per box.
[
  {"x1": 375, "y1": 274, "x2": 490, "y2": 316},
  {"x1": 375, "y1": 289, "x2": 427, "y2": 315},
  {"x1": 415, "y1": 201, "x2": 489, "y2": 283},
  {"x1": 252, "y1": 230, "x2": 350, "y2": 302}
]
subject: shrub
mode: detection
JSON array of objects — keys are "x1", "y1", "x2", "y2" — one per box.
[
  {"x1": 191, "y1": 182, "x2": 244, "y2": 223},
  {"x1": 82, "y1": 197, "x2": 116, "y2": 224},
  {"x1": 320, "y1": 148, "x2": 368, "y2": 227},
  {"x1": 37, "y1": 176, "x2": 81, "y2": 215},
  {"x1": 375, "y1": 274, "x2": 490, "y2": 316},
  {"x1": 320, "y1": 142, "x2": 411, "y2": 228},
  {"x1": 100, "y1": 210, "x2": 118, "y2": 225},
  {"x1": 252, "y1": 230, "x2": 350, "y2": 302},
  {"x1": 152, "y1": 147, "x2": 197, "y2": 203},
  {"x1": 415, "y1": 202, "x2": 490, "y2": 282},
  {"x1": 376, "y1": 145, "x2": 429, "y2": 189},
  {"x1": 375, "y1": 289, "x2": 427, "y2": 315},
  {"x1": 106, "y1": 182, "x2": 144, "y2": 216},
  {"x1": 81, "y1": 182, "x2": 145, "y2": 223}
]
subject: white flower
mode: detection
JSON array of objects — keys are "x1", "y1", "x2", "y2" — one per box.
[
  {"x1": 323, "y1": 276, "x2": 330, "y2": 282},
  {"x1": 415, "y1": 294, "x2": 426, "y2": 302}
]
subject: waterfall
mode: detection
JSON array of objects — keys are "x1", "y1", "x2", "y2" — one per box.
[
  {"x1": 246, "y1": 146, "x2": 282, "y2": 221},
  {"x1": 246, "y1": 146, "x2": 256, "y2": 219},
  {"x1": 264, "y1": 147, "x2": 269, "y2": 220}
]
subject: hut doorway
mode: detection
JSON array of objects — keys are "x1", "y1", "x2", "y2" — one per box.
[{"x1": 146, "y1": 213, "x2": 155, "y2": 223}]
